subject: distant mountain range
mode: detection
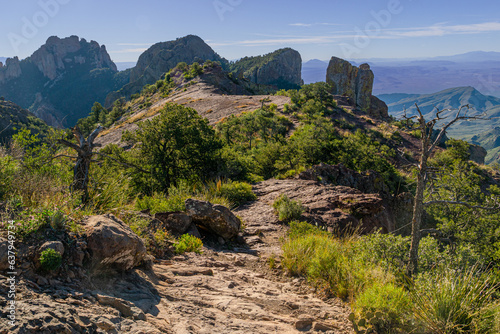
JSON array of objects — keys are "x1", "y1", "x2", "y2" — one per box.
[
  {"x1": 302, "y1": 52, "x2": 500, "y2": 97},
  {"x1": 115, "y1": 62, "x2": 136, "y2": 71},
  {"x1": 378, "y1": 86, "x2": 500, "y2": 164}
]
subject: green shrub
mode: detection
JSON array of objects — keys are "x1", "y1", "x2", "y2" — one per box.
[
  {"x1": 39, "y1": 248, "x2": 62, "y2": 271},
  {"x1": 215, "y1": 180, "x2": 256, "y2": 207},
  {"x1": 272, "y1": 194, "x2": 305, "y2": 222},
  {"x1": 412, "y1": 265, "x2": 499, "y2": 334},
  {"x1": 288, "y1": 221, "x2": 327, "y2": 239},
  {"x1": 352, "y1": 282, "x2": 413, "y2": 332},
  {"x1": 174, "y1": 234, "x2": 203, "y2": 254}
]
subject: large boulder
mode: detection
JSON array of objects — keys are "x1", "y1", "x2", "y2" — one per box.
[
  {"x1": 185, "y1": 199, "x2": 241, "y2": 240},
  {"x1": 0, "y1": 237, "x2": 9, "y2": 270},
  {"x1": 85, "y1": 214, "x2": 146, "y2": 272},
  {"x1": 153, "y1": 212, "x2": 193, "y2": 235}
]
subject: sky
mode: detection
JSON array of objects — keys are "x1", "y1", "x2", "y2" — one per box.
[{"x1": 1, "y1": 0, "x2": 500, "y2": 64}]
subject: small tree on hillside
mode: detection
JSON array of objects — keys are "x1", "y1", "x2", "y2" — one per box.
[
  {"x1": 58, "y1": 125, "x2": 102, "y2": 202},
  {"x1": 402, "y1": 103, "x2": 491, "y2": 277}
]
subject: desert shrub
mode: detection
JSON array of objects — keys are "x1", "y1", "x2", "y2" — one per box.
[
  {"x1": 412, "y1": 265, "x2": 499, "y2": 334},
  {"x1": 288, "y1": 220, "x2": 327, "y2": 239},
  {"x1": 352, "y1": 282, "x2": 413, "y2": 333},
  {"x1": 175, "y1": 234, "x2": 203, "y2": 254},
  {"x1": 272, "y1": 194, "x2": 304, "y2": 222},
  {"x1": 212, "y1": 180, "x2": 256, "y2": 207},
  {"x1": 39, "y1": 248, "x2": 62, "y2": 271}
]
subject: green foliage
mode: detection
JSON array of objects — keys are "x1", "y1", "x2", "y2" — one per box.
[
  {"x1": 229, "y1": 48, "x2": 301, "y2": 89},
  {"x1": 39, "y1": 248, "x2": 62, "y2": 272},
  {"x1": 174, "y1": 234, "x2": 203, "y2": 254},
  {"x1": 122, "y1": 103, "x2": 222, "y2": 193},
  {"x1": 272, "y1": 194, "x2": 305, "y2": 222},
  {"x1": 77, "y1": 100, "x2": 128, "y2": 136},
  {"x1": 352, "y1": 282, "x2": 413, "y2": 333},
  {"x1": 288, "y1": 220, "x2": 328, "y2": 239},
  {"x1": 412, "y1": 265, "x2": 499, "y2": 334},
  {"x1": 212, "y1": 180, "x2": 256, "y2": 207},
  {"x1": 135, "y1": 181, "x2": 233, "y2": 214}
]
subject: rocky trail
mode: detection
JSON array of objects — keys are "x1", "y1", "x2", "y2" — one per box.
[{"x1": 0, "y1": 190, "x2": 355, "y2": 333}]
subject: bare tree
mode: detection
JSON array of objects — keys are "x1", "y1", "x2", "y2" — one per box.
[
  {"x1": 402, "y1": 104, "x2": 487, "y2": 277},
  {"x1": 58, "y1": 125, "x2": 102, "y2": 202}
]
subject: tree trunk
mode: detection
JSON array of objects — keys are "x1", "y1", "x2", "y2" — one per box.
[
  {"x1": 407, "y1": 150, "x2": 428, "y2": 277},
  {"x1": 58, "y1": 125, "x2": 102, "y2": 204}
]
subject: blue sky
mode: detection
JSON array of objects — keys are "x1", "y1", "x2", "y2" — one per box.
[{"x1": 1, "y1": 0, "x2": 500, "y2": 63}]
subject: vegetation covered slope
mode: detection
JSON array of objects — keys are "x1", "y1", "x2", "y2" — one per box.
[
  {"x1": 380, "y1": 86, "x2": 500, "y2": 164},
  {"x1": 3, "y1": 59, "x2": 500, "y2": 333},
  {"x1": 0, "y1": 99, "x2": 50, "y2": 144}
]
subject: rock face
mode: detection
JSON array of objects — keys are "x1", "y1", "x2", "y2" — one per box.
[
  {"x1": 469, "y1": 144, "x2": 487, "y2": 164},
  {"x1": 326, "y1": 57, "x2": 388, "y2": 118},
  {"x1": 230, "y1": 48, "x2": 302, "y2": 90},
  {"x1": 106, "y1": 35, "x2": 227, "y2": 106},
  {"x1": 85, "y1": 214, "x2": 147, "y2": 272},
  {"x1": 29, "y1": 35, "x2": 117, "y2": 81},
  {"x1": 153, "y1": 212, "x2": 193, "y2": 235},
  {"x1": 298, "y1": 163, "x2": 390, "y2": 198},
  {"x1": 185, "y1": 199, "x2": 241, "y2": 240},
  {"x1": 0, "y1": 36, "x2": 122, "y2": 127}
]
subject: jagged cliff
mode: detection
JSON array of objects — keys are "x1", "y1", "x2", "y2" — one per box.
[
  {"x1": 0, "y1": 36, "x2": 123, "y2": 127},
  {"x1": 106, "y1": 35, "x2": 227, "y2": 106},
  {"x1": 326, "y1": 57, "x2": 388, "y2": 119},
  {"x1": 229, "y1": 48, "x2": 303, "y2": 90}
]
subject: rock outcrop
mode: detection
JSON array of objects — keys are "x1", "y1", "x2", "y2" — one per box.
[
  {"x1": 29, "y1": 35, "x2": 117, "y2": 80},
  {"x1": 84, "y1": 214, "x2": 147, "y2": 272},
  {"x1": 106, "y1": 35, "x2": 227, "y2": 106},
  {"x1": 326, "y1": 57, "x2": 388, "y2": 118},
  {"x1": 185, "y1": 199, "x2": 241, "y2": 240},
  {"x1": 469, "y1": 144, "x2": 487, "y2": 164},
  {"x1": 230, "y1": 48, "x2": 302, "y2": 90}
]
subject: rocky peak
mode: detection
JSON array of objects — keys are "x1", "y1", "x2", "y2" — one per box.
[
  {"x1": 326, "y1": 57, "x2": 388, "y2": 119},
  {"x1": 130, "y1": 35, "x2": 225, "y2": 84},
  {"x1": 0, "y1": 57, "x2": 22, "y2": 83},
  {"x1": 29, "y1": 35, "x2": 117, "y2": 80}
]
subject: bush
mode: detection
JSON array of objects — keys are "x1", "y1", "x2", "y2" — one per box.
[
  {"x1": 39, "y1": 248, "x2": 62, "y2": 271},
  {"x1": 412, "y1": 265, "x2": 499, "y2": 334},
  {"x1": 288, "y1": 221, "x2": 327, "y2": 239},
  {"x1": 215, "y1": 180, "x2": 256, "y2": 207},
  {"x1": 272, "y1": 194, "x2": 305, "y2": 222},
  {"x1": 352, "y1": 282, "x2": 413, "y2": 332},
  {"x1": 175, "y1": 234, "x2": 203, "y2": 254}
]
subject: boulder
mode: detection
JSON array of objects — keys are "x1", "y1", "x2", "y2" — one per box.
[
  {"x1": 369, "y1": 95, "x2": 390, "y2": 119},
  {"x1": 185, "y1": 199, "x2": 241, "y2": 240},
  {"x1": 0, "y1": 237, "x2": 9, "y2": 270},
  {"x1": 469, "y1": 144, "x2": 487, "y2": 164},
  {"x1": 39, "y1": 241, "x2": 65, "y2": 256},
  {"x1": 85, "y1": 214, "x2": 146, "y2": 272},
  {"x1": 153, "y1": 212, "x2": 193, "y2": 235}
]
